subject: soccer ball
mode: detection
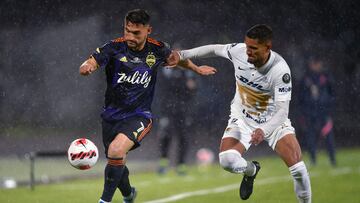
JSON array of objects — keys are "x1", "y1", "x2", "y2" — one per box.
[{"x1": 67, "y1": 138, "x2": 99, "y2": 170}]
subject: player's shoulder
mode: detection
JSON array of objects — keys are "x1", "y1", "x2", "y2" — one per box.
[
  {"x1": 100, "y1": 37, "x2": 126, "y2": 50},
  {"x1": 147, "y1": 38, "x2": 171, "y2": 58},
  {"x1": 271, "y1": 51, "x2": 290, "y2": 72},
  {"x1": 109, "y1": 37, "x2": 127, "y2": 48},
  {"x1": 227, "y1": 43, "x2": 247, "y2": 56},
  {"x1": 112, "y1": 37, "x2": 126, "y2": 43},
  {"x1": 147, "y1": 37, "x2": 169, "y2": 48},
  {"x1": 226, "y1": 43, "x2": 247, "y2": 61},
  {"x1": 228, "y1": 43, "x2": 246, "y2": 51},
  {"x1": 269, "y1": 51, "x2": 292, "y2": 84}
]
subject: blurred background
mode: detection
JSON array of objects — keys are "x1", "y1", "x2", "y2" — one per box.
[{"x1": 0, "y1": 0, "x2": 359, "y2": 187}]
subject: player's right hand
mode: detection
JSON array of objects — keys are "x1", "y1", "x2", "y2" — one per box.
[
  {"x1": 250, "y1": 128, "x2": 265, "y2": 146},
  {"x1": 79, "y1": 58, "x2": 98, "y2": 76}
]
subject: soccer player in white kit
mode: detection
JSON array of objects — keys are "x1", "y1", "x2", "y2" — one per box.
[{"x1": 174, "y1": 24, "x2": 312, "y2": 202}]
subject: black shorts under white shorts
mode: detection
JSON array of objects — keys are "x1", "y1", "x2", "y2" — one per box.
[{"x1": 102, "y1": 116, "x2": 152, "y2": 156}]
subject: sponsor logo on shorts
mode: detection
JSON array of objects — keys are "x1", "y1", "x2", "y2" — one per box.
[{"x1": 242, "y1": 109, "x2": 266, "y2": 124}]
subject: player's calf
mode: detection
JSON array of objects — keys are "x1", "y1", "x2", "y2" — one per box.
[
  {"x1": 123, "y1": 187, "x2": 137, "y2": 203},
  {"x1": 100, "y1": 157, "x2": 126, "y2": 202},
  {"x1": 289, "y1": 161, "x2": 312, "y2": 203}
]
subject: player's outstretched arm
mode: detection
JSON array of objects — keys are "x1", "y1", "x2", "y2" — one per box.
[
  {"x1": 179, "y1": 44, "x2": 228, "y2": 60},
  {"x1": 79, "y1": 57, "x2": 99, "y2": 76},
  {"x1": 178, "y1": 59, "x2": 217, "y2": 76},
  {"x1": 165, "y1": 51, "x2": 216, "y2": 76}
]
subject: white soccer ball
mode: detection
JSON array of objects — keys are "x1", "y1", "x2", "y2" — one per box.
[{"x1": 67, "y1": 138, "x2": 99, "y2": 170}]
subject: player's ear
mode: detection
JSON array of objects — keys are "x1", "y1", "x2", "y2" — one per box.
[
  {"x1": 147, "y1": 26, "x2": 152, "y2": 35},
  {"x1": 266, "y1": 41, "x2": 272, "y2": 50}
]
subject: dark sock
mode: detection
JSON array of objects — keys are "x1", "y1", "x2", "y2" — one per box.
[
  {"x1": 101, "y1": 158, "x2": 125, "y2": 202},
  {"x1": 118, "y1": 165, "x2": 132, "y2": 197}
]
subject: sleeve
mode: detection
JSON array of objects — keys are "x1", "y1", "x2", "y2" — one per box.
[
  {"x1": 161, "y1": 41, "x2": 172, "y2": 61},
  {"x1": 91, "y1": 42, "x2": 114, "y2": 68},
  {"x1": 260, "y1": 100, "x2": 289, "y2": 136},
  {"x1": 179, "y1": 44, "x2": 236, "y2": 61},
  {"x1": 273, "y1": 64, "x2": 292, "y2": 102}
]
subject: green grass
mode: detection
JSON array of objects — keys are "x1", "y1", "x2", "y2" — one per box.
[{"x1": 1, "y1": 148, "x2": 360, "y2": 203}]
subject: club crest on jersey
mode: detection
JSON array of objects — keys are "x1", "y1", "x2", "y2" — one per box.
[{"x1": 146, "y1": 52, "x2": 156, "y2": 68}]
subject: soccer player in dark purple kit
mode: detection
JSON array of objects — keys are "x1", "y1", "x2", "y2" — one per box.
[{"x1": 79, "y1": 9, "x2": 216, "y2": 203}]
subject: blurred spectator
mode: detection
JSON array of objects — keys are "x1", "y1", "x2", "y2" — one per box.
[
  {"x1": 156, "y1": 67, "x2": 197, "y2": 175},
  {"x1": 298, "y1": 56, "x2": 336, "y2": 166}
]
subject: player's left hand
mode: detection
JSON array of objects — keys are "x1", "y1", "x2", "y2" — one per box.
[
  {"x1": 165, "y1": 50, "x2": 180, "y2": 67},
  {"x1": 250, "y1": 128, "x2": 265, "y2": 146},
  {"x1": 196, "y1": 65, "x2": 217, "y2": 75}
]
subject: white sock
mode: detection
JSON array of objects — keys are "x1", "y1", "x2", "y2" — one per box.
[
  {"x1": 99, "y1": 199, "x2": 111, "y2": 203},
  {"x1": 289, "y1": 161, "x2": 312, "y2": 203},
  {"x1": 219, "y1": 149, "x2": 255, "y2": 176}
]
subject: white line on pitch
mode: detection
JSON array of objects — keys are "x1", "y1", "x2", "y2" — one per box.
[{"x1": 143, "y1": 175, "x2": 292, "y2": 203}]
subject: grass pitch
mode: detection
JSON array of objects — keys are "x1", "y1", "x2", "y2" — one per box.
[{"x1": 1, "y1": 148, "x2": 359, "y2": 203}]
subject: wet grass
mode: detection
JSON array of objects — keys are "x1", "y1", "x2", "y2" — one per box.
[{"x1": 0, "y1": 148, "x2": 359, "y2": 203}]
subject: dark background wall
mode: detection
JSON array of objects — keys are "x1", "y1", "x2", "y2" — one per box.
[{"x1": 1, "y1": 0, "x2": 359, "y2": 160}]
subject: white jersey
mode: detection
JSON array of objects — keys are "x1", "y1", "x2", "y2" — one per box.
[{"x1": 216, "y1": 43, "x2": 292, "y2": 128}]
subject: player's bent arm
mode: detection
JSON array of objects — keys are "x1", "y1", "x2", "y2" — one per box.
[
  {"x1": 178, "y1": 59, "x2": 217, "y2": 76},
  {"x1": 179, "y1": 44, "x2": 228, "y2": 60},
  {"x1": 259, "y1": 100, "x2": 290, "y2": 136},
  {"x1": 79, "y1": 56, "x2": 99, "y2": 76}
]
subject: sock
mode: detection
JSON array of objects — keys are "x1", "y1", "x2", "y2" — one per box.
[
  {"x1": 289, "y1": 161, "x2": 312, "y2": 203},
  {"x1": 219, "y1": 149, "x2": 255, "y2": 176},
  {"x1": 244, "y1": 161, "x2": 256, "y2": 176},
  {"x1": 117, "y1": 165, "x2": 132, "y2": 197},
  {"x1": 100, "y1": 158, "x2": 125, "y2": 202}
]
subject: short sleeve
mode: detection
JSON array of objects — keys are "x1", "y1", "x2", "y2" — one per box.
[
  {"x1": 91, "y1": 42, "x2": 114, "y2": 68},
  {"x1": 273, "y1": 64, "x2": 292, "y2": 102},
  {"x1": 160, "y1": 41, "x2": 172, "y2": 60}
]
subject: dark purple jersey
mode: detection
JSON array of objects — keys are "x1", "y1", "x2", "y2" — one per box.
[{"x1": 91, "y1": 37, "x2": 171, "y2": 122}]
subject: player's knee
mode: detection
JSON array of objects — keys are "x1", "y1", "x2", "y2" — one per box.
[
  {"x1": 108, "y1": 144, "x2": 127, "y2": 158},
  {"x1": 219, "y1": 149, "x2": 247, "y2": 173}
]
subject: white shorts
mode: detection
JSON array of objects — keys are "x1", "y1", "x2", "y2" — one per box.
[{"x1": 222, "y1": 116, "x2": 295, "y2": 150}]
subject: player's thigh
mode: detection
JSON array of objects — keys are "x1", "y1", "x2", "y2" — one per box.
[
  {"x1": 220, "y1": 137, "x2": 246, "y2": 154},
  {"x1": 108, "y1": 133, "x2": 135, "y2": 158},
  {"x1": 104, "y1": 116, "x2": 152, "y2": 157},
  {"x1": 220, "y1": 118, "x2": 251, "y2": 154},
  {"x1": 275, "y1": 134, "x2": 302, "y2": 167}
]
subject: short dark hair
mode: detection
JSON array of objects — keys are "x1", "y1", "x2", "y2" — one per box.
[
  {"x1": 125, "y1": 9, "x2": 150, "y2": 25},
  {"x1": 246, "y1": 24, "x2": 273, "y2": 43}
]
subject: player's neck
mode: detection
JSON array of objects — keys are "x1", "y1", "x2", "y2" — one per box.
[
  {"x1": 129, "y1": 41, "x2": 146, "y2": 52},
  {"x1": 255, "y1": 52, "x2": 270, "y2": 68}
]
